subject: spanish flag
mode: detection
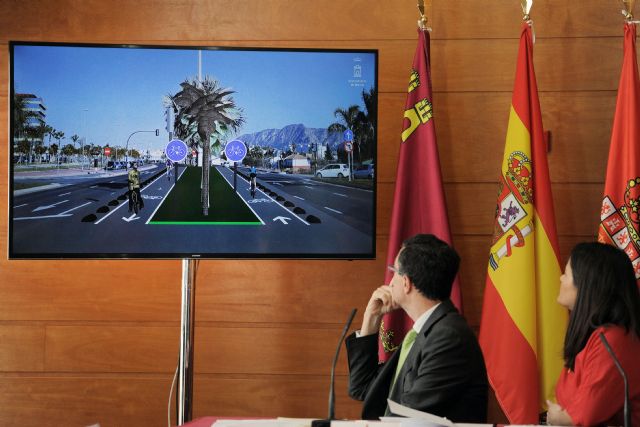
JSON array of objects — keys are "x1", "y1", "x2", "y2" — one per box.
[
  {"x1": 478, "y1": 23, "x2": 567, "y2": 423},
  {"x1": 598, "y1": 23, "x2": 640, "y2": 280}
]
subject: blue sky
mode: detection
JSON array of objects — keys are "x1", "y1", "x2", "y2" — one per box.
[{"x1": 12, "y1": 44, "x2": 376, "y2": 154}]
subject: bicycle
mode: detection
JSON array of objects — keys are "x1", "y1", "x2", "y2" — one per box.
[
  {"x1": 129, "y1": 189, "x2": 142, "y2": 214},
  {"x1": 250, "y1": 176, "x2": 257, "y2": 198}
]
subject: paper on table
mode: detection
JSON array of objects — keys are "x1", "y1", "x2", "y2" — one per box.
[
  {"x1": 212, "y1": 419, "x2": 314, "y2": 427},
  {"x1": 385, "y1": 400, "x2": 453, "y2": 427},
  {"x1": 384, "y1": 400, "x2": 493, "y2": 427}
]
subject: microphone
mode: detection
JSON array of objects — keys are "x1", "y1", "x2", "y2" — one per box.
[
  {"x1": 599, "y1": 332, "x2": 631, "y2": 427},
  {"x1": 311, "y1": 308, "x2": 357, "y2": 427}
]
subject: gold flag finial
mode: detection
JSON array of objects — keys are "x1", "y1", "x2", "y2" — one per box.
[
  {"x1": 521, "y1": 0, "x2": 533, "y2": 21},
  {"x1": 622, "y1": 0, "x2": 636, "y2": 20},
  {"x1": 417, "y1": 0, "x2": 429, "y2": 30}
]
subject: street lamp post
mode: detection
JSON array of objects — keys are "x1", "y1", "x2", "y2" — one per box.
[
  {"x1": 81, "y1": 108, "x2": 88, "y2": 170},
  {"x1": 125, "y1": 129, "x2": 159, "y2": 169}
]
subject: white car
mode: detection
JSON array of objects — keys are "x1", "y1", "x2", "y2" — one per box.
[{"x1": 315, "y1": 163, "x2": 350, "y2": 178}]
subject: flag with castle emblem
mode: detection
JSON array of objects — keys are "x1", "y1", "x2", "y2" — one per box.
[
  {"x1": 478, "y1": 22, "x2": 567, "y2": 423},
  {"x1": 598, "y1": 23, "x2": 640, "y2": 280},
  {"x1": 379, "y1": 28, "x2": 462, "y2": 361}
]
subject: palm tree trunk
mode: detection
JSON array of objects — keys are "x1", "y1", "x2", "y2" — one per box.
[{"x1": 202, "y1": 143, "x2": 210, "y2": 216}]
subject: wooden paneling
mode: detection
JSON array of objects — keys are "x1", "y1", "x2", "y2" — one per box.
[
  {"x1": 0, "y1": 375, "x2": 361, "y2": 427},
  {"x1": 0, "y1": 0, "x2": 625, "y2": 425},
  {"x1": 377, "y1": 91, "x2": 615, "y2": 183},
  {"x1": 0, "y1": 326, "x2": 45, "y2": 371},
  {"x1": 431, "y1": 0, "x2": 627, "y2": 39}
]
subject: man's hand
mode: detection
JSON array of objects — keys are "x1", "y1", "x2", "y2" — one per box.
[
  {"x1": 546, "y1": 399, "x2": 573, "y2": 425},
  {"x1": 360, "y1": 286, "x2": 398, "y2": 336}
]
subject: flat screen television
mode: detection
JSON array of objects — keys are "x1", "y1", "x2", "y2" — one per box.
[{"x1": 9, "y1": 42, "x2": 377, "y2": 259}]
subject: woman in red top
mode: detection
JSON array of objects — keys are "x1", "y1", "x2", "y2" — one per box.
[{"x1": 547, "y1": 242, "x2": 640, "y2": 426}]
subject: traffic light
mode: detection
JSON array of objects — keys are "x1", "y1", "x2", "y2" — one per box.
[{"x1": 164, "y1": 107, "x2": 174, "y2": 133}]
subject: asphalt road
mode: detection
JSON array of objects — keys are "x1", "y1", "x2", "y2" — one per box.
[{"x1": 10, "y1": 165, "x2": 375, "y2": 257}]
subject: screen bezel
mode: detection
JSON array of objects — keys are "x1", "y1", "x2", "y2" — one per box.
[{"x1": 8, "y1": 41, "x2": 378, "y2": 260}]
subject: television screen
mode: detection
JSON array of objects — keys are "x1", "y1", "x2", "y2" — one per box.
[{"x1": 9, "y1": 42, "x2": 377, "y2": 259}]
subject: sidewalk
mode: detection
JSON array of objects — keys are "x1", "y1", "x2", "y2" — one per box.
[{"x1": 14, "y1": 165, "x2": 154, "y2": 179}]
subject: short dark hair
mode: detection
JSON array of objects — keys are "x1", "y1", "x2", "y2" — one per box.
[
  {"x1": 397, "y1": 234, "x2": 460, "y2": 301},
  {"x1": 563, "y1": 242, "x2": 640, "y2": 370}
]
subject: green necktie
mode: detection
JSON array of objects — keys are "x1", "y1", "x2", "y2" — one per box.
[{"x1": 391, "y1": 329, "x2": 418, "y2": 390}]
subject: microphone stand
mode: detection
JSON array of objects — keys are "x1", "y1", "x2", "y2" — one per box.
[
  {"x1": 312, "y1": 308, "x2": 357, "y2": 427},
  {"x1": 599, "y1": 332, "x2": 630, "y2": 427}
]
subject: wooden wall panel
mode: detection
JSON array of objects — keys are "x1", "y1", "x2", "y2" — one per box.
[
  {"x1": 431, "y1": 0, "x2": 625, "y2": 39},
  {"x1": 0, "y1": 375, "x2": 361, "y2": 427},
  {"x1": 0, "y1": 326, "x2": 45, "y2": 371},
  {"x1": 378, "y1": 91, "x2": 615, "y2": 183},
  {"x1": 0, "y1": 0, "x2": 627, "y2": 425}
]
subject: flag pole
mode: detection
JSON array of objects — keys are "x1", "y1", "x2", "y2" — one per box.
[
  {"x1": 416, "y1": 0, "x2": 430, "y2": 31},
  {"x1": 521, "y1": 0, "x2": 533, "y2": 21},
  {"x1": 622, "y1": 0, "x2": 636, "y2": 20}
]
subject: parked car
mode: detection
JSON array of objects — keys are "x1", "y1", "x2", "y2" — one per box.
[
  {"x1": 315, "y1": 163, "x2": 350, "y2": 178},
  {"x1": 105, "y1": 161, "x2": 126, "y2": 170},
  {"x1": 353, "y1": 164, "x2": 375, "y2": 179}
]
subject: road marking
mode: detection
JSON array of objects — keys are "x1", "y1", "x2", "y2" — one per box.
[
  {"x1": 33, "y1": 200, "x2": 69, "y2": 212},
  {"x1": 273, "y1": 216, "x2": 291, "y2": 224},
  {"x1": 59, "y1": 202, "x2": 92, "y2": 215},
  {"x1": 14, "y1": 214, "x2": 73, "y2": 221},
  {"x1": 333, "y1": 192, "x2": 348, "y2": 198},
  {"x1": 122, "y1": 213, "x2": 140, "y2": 222},
  {"x1": 271, "y1": 182, "x2": 283, "y2": 186},
  {"x1": 109, "y1": 180, "x2": 116, "y2": 183},
  {"x1": 144, "y1": 167, "x2": 187, "y2": 225},
  {"x1": 218, "y1": 167, "x2": 266, "y2": 225},
  {"x1": 324, "y1": 206, "x2": 343, "y2": 214},
  {"x1": 294, "y1": 196, "x2": 305, "y2": 201},
  {"x1": 14, "y1": 203, "x2": 28, "y2": 208},
  {"x1": 58, "y1": 192, "x2": 71, "y2": 197},
  {"x1": 90, "y1": 185, "x2": 98, "y2": 189},
  {"x1": 304, "y1": 186, "x2": 314, "y2": 189}
]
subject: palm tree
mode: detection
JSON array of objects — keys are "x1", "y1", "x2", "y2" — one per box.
[
  {"x1": 169, "y1": 76, "x2": 245, "y2": 215},
  {"x1": 54, "y1": 131, "x2": 65, "y2": 164},
  {"x1": 357, "y1": 87, "x2": 377, "y2": 162},
  {"x1": 327, "y1": 105, "x2": 361, "y2": 163},
  {"x1": 70, "y1": 134, "x2": 80, "y2": 162}
]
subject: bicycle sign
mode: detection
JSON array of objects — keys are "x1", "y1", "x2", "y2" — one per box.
[
  {"x1": 224, "y1": 139, "x2": 247, "y2": 163},
  {"x1": 165, "y1": 139, "x2": 188, "y2": 163}
]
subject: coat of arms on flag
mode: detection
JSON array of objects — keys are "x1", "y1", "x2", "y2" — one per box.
[
  {"x1": 489, "y1": 151, "x2": 535, "y2": 271},
  {"x1": 599, "y1": 179, "x2": 640, "y2": 278}
]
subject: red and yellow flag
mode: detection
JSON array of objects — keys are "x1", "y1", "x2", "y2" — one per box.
[
  {"x1": 379, "y1": 28, "x2": 462, "y2": 361},
  {"x1": 478, "y1": 23, "x2": 567, "y2": 423},
  {"x1": 598, "y1": 23, "x2": 640, "y2": 279}
]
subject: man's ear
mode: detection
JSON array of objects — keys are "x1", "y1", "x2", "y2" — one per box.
[{"x1": 402, "y1": 275, "x2": 413, "y2": 294}]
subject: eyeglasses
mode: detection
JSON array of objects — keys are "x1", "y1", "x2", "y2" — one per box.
[{"x1": 387, "y1": 265, "x2": 402, "y2": 275}]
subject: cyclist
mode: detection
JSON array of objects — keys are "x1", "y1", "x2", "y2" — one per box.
[
  {"x1": 249, "y1": 165, "x2": 257, "y2": 198},
  {"x1": 127, "y1": 162, "x2": 144, "y2": 213},
  {"x1": 166, "y1": 158, "x2": 173, "y2": 180}
]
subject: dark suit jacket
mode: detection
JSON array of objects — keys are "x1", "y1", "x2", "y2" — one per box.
[{"x1": 345, "y1": 299, "x2": 488, "y2": 422}]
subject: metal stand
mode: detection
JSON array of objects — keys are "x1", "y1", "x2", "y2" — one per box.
[{"x1": 177, "y1": 259, "x2": 197, "y2": 425}]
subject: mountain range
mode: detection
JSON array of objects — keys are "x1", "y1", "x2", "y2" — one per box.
[{"x1": 236, "y1": 123, "x2": 343, "y2": 153}]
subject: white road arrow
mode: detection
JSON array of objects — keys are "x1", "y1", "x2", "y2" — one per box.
[
  {"x1": 273, "y1": 216, "x2": 291, "y2": 225},
  {"x1": 32, "y1": 199, "x2": 69, "y2": 212},
  {"x1": 122, "y1": 213, "x2": 140, "y2": 222}
]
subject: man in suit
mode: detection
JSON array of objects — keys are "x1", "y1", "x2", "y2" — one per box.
[{"x1": 346, "y1": 234, "x2": 488, "y2": 422}]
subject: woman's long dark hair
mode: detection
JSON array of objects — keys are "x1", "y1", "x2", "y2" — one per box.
[{"x1": 563, "y1": 242, "x2": 640, "y2": 370}]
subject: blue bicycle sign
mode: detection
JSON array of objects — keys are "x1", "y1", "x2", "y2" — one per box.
[
  {"x1": 165, "y1": 139, "x2": 188, "y2": 163},
  {"x1": 224, "y1": 139, "x2": 247, "y2": 163}
]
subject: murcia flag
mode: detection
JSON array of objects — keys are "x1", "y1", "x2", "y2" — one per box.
[
  {"x1": 379, "y1": 28, "x2": 462, "y2": 361},
  {"x1": 478, "y1": 23, "x2": 567, "y2": 423},
  {"x1": 598, "y1": 23, "x2": 640, "y2": 280}
]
